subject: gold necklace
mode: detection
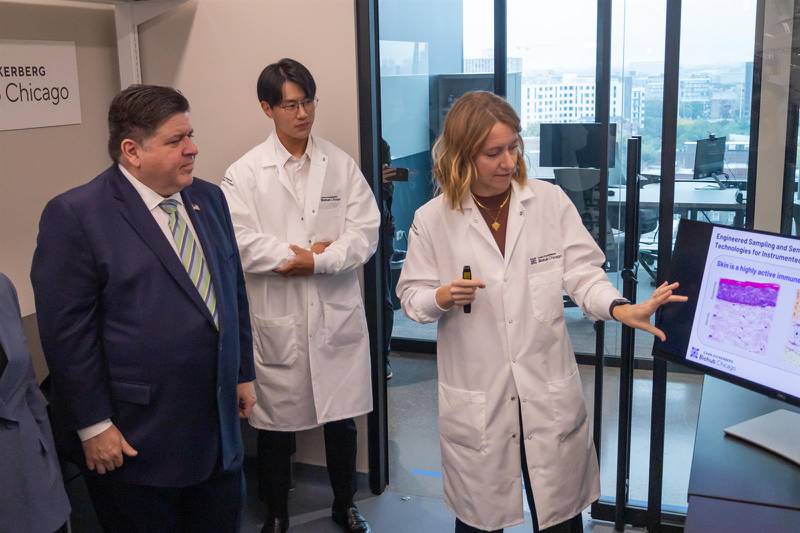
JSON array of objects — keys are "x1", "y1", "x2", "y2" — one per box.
[{"x1": 471, "y1": 188, "x2": 511, "y2": 232}]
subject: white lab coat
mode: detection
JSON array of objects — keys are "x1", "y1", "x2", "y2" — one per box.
[
  {"x1": 222, "y1": 133, "x2": 380, "y2": 430},
  {"x1": 397, "y1": 179, "x2": 622, "y2": 530}
]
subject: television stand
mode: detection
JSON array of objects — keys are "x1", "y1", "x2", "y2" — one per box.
[{"x1": 724, "y1": 409, "x2": 800, "y2": 466}]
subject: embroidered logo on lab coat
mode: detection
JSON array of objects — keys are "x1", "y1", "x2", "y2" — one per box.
[
  {"x1": 320, "y1": 195, "x2": 342, "y2": 209},
  {"x1": 530, "y1": 252, "x2": 562, "y2": 265}
]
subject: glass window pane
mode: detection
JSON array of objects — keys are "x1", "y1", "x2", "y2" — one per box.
[{"x1": 379, "y1": 0, "x2": 494, "y2": 344}]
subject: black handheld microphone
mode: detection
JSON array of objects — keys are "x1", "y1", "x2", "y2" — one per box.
[{"x1": 462, "y1": 265, "x2": 472, "y2": 314}]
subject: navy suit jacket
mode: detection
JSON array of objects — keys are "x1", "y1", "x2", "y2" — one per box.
[
  {"x1": 0, "y1": 274, "x2": 71, "y2": 532},
  {"x1": 31, "y1": 165, "x2": 254, "y2": 487}
]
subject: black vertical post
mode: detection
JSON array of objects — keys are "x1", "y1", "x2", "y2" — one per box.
[
  {"x1": 781, "y1": 2, "x2": 800, "y2": 235},
  {"x1": 493, "y1": 0, "x2": 507, "y2": 97},
  {"x1": 745, "y1": 0, "x2": 765, "y2": 230},
  {"x1": 648, "y1": 1, "x2": 681, "y2": 530},
  {"x1": 590, "y1": 0, "x2": 612, "y2": 522},
  {"x1": 614, "y1": 136, "x2": 641, "y2": 531},
  {"x1": 355, "y1": 0, "x2": 388, "y2": 495}
]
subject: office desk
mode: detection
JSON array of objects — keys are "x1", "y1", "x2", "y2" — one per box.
[
  {"x1": 609, "y1": 182, "x2": 744, "y2": 225},
  {"x1": 684, "y1": 377, "x2": 800, "y2": 532}
]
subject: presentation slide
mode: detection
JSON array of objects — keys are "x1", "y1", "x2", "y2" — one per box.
[{"x1": 685, "y1": 225, "x2": 800, "y2": 400}]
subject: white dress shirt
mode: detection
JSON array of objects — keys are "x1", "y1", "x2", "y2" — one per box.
[
  {"x1": 274, "y1": 133, "x2": 313, "y2": 210},
  {"x1": 77, "y1": 164, "x2": 205, "y2": 442}
]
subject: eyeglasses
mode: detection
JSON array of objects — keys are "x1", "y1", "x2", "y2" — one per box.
[{"x1": 277, "y1": 97, "x2": 318, "y2": 113}]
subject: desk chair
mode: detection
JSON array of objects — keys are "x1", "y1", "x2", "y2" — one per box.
[{"x1": 553, "y1": 168, "x2": 623, "y2": 272}]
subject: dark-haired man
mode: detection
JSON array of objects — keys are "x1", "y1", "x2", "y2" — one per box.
[
  {"x1": 31, "y1": 85, "x2": 255, "y2": 533},
  {"x1": 222, "y1": 58, "x2": 379, "y2": 533}
]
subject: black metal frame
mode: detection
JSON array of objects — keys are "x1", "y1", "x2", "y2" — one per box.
[
  {"x1": 746, "y1": 0, "x2": 766, "y2": 230},
  {"x1": 647, "y1": 2, "x2": 681, "y2": 531},
  {"x1": 591, "y1": 1, "x2": 612, "y2": 525},
  {"x1": 781, "y1": 0, "x2": 800, "y2": 235},
  {"x1": 613, "y1": 137, "x2": 641, "y2": 530},
  {"x1": 355, "y1": 0, "x2": 389, "y2": 495},
  {"x1": 493, "y1": 0, "x2": 507, "y2": 97}
]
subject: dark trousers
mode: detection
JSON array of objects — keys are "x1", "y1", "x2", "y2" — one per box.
[
  {"x1": 257, "y1": 418, "x2": 357, "y2": 519},
  {"x1": 454, "y1": 404, "x2": 584, "y2": 533},
  {"x1": 84, "y1": 467, "x2": 244, "y2": 533}
]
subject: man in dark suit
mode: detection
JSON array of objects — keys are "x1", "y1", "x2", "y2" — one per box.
[
  {"x1": 31, "y1": 85, "x2": 255, "y2": 533},
  {"x1": 0, "y1": 273, "x2": 71, "y2": 533}
]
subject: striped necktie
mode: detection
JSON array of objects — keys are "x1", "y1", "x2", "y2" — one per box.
[{"x1": 158, "y1": 199, "x2": 219, "y2": 328}]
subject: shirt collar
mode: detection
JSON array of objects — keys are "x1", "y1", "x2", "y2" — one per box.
[
  {"x1": 118, "y1": 164, "x2": 183, "y2": 212},
  {"x1": 273, "y1": 134, "x2": 314, "y2": 168}
]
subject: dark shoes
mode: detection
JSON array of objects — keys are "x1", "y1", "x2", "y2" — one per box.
[
  {"x1": 260, "y1": 515, "x2": 288, "y2": 533},
  {"x1": 332, "y1": 505, "x2": 372, "y2": 532}
]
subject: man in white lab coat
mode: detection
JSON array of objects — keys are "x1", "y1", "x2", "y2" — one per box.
[{"x1": 221, "y1": 58, "x2": 379, "y2": 533}]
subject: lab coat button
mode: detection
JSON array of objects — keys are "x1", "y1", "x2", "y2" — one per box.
[
  {"x1": 527, "y1": 434, "x2": 533, "y2": 440},
  {"x1": 511, "y1": 433, "x2": 517, "y2": 439},
  {"x1": 508, "y1": 319, "x2": 514, "y2": 325},
  {"x1": 510, "y1": 396, "x2": 517, "y2": 401}
]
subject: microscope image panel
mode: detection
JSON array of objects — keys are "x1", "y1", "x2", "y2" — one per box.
[{"x1": 706, "y1": 278, "x2": 779, "y2": 355}]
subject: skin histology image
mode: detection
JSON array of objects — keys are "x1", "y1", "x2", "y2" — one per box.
[
  {"x1": 706, "y1": 278, "x2": 779, "y2": 354},
  {"x1": 786, "y1": 289, "x2": 800, "y2": 368}
]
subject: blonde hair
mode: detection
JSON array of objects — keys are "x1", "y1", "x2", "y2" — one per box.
[{"x1": 432, "y1": 91, "x2": 527, "y2": 210}]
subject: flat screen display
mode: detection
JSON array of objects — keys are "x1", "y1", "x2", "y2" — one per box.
[
  {"x1": 693, "y1": 136, "x2": 726, "y2": 179},
  {"x1": 539, "y1": 123, "x2": 616, "y2": 168},
  {"x1": 654, "y1": 219, "x2": 800, "y2": 407}
]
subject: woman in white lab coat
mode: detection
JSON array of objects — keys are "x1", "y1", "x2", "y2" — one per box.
[{"x1": 396, "y1": 91, "x2": 685, "y2": 533}]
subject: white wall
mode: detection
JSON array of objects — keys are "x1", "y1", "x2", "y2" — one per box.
[
  {"x1": 0, "y1": 1, "x2": 119, "y2": 317},
  {"x1": 138, "y1": 0, "x2": 361, "y2": 183}
]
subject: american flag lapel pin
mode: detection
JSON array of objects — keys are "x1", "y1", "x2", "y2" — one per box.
[{"x1": 192, "y1": 203, "x2": 201, "y2": 212}]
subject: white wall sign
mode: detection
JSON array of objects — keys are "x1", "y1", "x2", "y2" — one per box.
[{"x1": 0, "y1": 40, "x2": 81, "y2": 131}]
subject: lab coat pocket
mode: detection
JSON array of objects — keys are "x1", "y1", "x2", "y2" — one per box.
[
  {"x1": 252, "y1": 314, "x2": 299, "y2": 368},
  {"x1": 322, "y1": 299, "x2": 366, "y2": 348},
  {"x1": 546, "y1": 368, "x2": 588, "y2": 441},
  {"x1": 438, "y1": 382, "x2": 487, "y2": 452},
  {"x1": 527, "y1": 269, "x2": 564, "y2": 322}
]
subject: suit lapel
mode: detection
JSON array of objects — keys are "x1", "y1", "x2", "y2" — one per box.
[
  {"x1": 109, "y1": 168, "x2": 215, "y2": 325},
  {"x1": 182, "y1": 189, "x2": 222, "y2": 329}
]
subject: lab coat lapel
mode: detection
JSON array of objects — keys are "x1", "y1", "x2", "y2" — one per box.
[
  {"x1": 464, "y1": 194, "x2": 503, "y2": 258},
  {"x1": 304, "y1": 141, "x2": 327, "y2": 221},
  {"x1": 461, "y1": 197, "x2": 504, "y2": 320},
  {"x1": 504, "y1": 181, "x2": 534, "y2": 271},
  {"x1": 262, "y1": 133, "x2": 300, "y2": 207}
]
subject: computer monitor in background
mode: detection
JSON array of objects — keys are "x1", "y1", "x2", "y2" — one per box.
[
  {"x1": 539, "y1": 123, "x2": 617, "y2": 168},
  {"x1": 693, "y1": 135, "x2": 726, "y2": 179}
]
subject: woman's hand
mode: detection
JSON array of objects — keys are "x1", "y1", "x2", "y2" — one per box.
[
  {"x1": 435, "y1": 277, "x2": 486, "y2": 310},
  {"x1": 611, "y1": 281, "x2": 688, "y2": 341}
]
